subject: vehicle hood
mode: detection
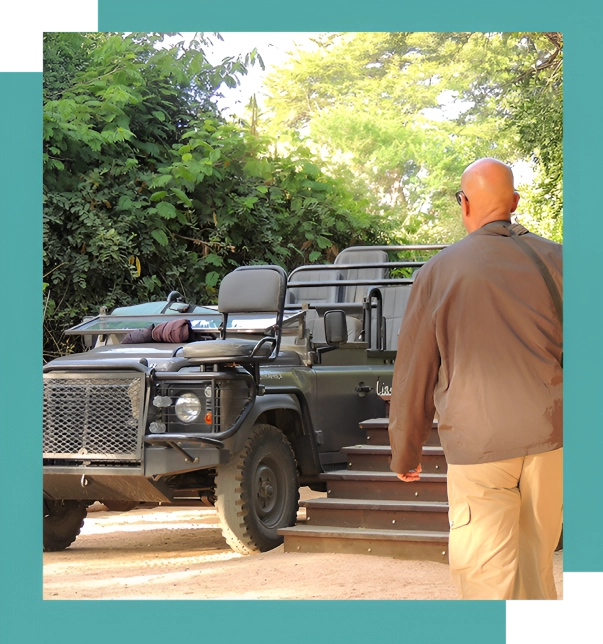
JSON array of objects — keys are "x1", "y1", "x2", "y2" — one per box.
[{"x1": 45, "y1": 344, "x2": 184, "y2": 372}]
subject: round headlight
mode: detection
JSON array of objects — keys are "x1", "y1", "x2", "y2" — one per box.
[
  {"x1": 204, "y1": 386, "x2": 212, "y2": 398},
  {"x1": 175, "y1": 393, "x2": 202, "y2": 423}
]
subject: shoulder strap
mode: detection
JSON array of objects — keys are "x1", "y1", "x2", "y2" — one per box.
[{"x1": 508, "y1": 224, "x2": 563, "y2": 327}]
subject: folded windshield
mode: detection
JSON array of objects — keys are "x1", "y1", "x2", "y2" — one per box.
[{"x1": 65, "y1": 309, "x2": 305, "y2": 335}]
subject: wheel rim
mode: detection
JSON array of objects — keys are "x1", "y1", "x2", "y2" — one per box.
[{"x1": 253, "y1": 456, "x2": 286, "y2": 528}]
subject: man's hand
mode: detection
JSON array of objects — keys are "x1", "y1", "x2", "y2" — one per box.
[{"x1": 396, "y1": 464, "x2": 422, "y2": 482}]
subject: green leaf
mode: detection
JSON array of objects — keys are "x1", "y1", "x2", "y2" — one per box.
[
  {"x1": 171, "y1": 188, "x2": 193, "y2": 207},
  {"x1": 150, "y1": 191, "x2": 168, "y2": 202},
  {"x1": 182, "y1": 153, "x2": 193, "y2": 162},
  {"x1": 309, "y1": 251, "x2": 321, "y2": 262},
  {"x1": 243, "y1": 196, "x2": 258, "y2": 209},
  {"x1": 175, "y1": 166, "x2": 196, "y2": 182},
  {"x1": 209, "y1": 148, "x2": 221, "y2": 162},
  {"x1": 116, "y1": 196, "x2": 134, "y2": 211},
  {"x1": 152, "y1": 110, "x2": 166, "y2": 122},
  {"x1": 302, "y1": 161, "x2": 320, "y2": 176},
  {"x1": 156, "y1": 202, "x2": 177, "y2": 219},
  {"x1": 150, "y1": 174, "x2": 173, "y2": 188},
  {"x1": 205, "y1": 271, "x2": 220, "y2": 287},
  {"x1": 205, "y1": 253, "x2": 223, "y2": 267},
  {"x1": 316, "y1": 235, "x2": 332, "y2": 249},
  {"x1": 151, "y1": 229, "x2": 168, "y2": 246}
]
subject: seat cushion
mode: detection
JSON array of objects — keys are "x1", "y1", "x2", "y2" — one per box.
[{"x1": 183, "y1": 338, "x2": 273, "y2": 361}]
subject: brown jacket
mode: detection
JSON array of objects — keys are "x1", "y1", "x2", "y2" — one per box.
[{"x1": 388, "y1": 220, "x2": 563, "y2": 472}]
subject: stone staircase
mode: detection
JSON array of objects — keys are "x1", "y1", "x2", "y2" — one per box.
[{"x1": 279, "y1": 419, "x2": 450, "y2": 563}]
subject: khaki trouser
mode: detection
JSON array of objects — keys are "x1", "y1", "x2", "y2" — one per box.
[{"x1": 446, "y1": 448, "x2": 563, "y2": 600}]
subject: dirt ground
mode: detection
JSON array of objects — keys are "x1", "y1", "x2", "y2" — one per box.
[{"x1": 43, "y1": 487, "x2": 563, "y2": 600}]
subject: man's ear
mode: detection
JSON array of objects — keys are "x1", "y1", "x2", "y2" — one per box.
[
  {"x1": 510, "y1": 191, "x2": 520, "y2": 213},
  {"x1": 461, "y1": 196, "x2": 471, "y2": 233}
]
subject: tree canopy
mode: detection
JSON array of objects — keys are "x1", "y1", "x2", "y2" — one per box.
[{"x1": 263, "y1": 32, "x2": 563, "y2": 243}]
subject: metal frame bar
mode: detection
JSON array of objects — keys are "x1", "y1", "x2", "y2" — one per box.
[
  {"x1": 289, "y1": 261, "x2": 425, "y2": 277},
  {"x1": 285, "y1": 278, "x2": 415, "y2": 288},
  {"x1": 146, "y1": 371, "x2": 257, "y2": 447},
  {"x1": 337, "y1": 244, "x2": 448, "y2": 254}
]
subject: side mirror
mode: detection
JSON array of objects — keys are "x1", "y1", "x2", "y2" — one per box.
[{"x1": 324, "y1": 310, "x2": 347, "y2": 345}]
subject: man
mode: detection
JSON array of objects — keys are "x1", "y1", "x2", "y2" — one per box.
[{"x1": 388, "y1": 158, "x2": 563, "y2": 600}]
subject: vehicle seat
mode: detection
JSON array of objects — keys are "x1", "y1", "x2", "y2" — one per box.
[
  {"x1": 372, "y1": 284, "x2": 413, "y2": 350},
  {"x1": 287, "y1": 269, "x2": 343, "y2": 306},
  {"x1": 384, "y1": 285, "x2": 413, "y2": 350},
  {"x1": 183, "y1": 265, "x2": 287, "y2": 362},
  {"x1": 334, "y1": 249, "x2": 389, "y2": 303}
]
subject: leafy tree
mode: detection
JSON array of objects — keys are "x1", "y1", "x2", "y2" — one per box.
[
  {"x1": 263, "y1": 32, "x2": 562, "y2": 243},
  {"x1": 501, "y1": 33, "x2": 563, "y2": 239},
  {"x1": 43, "y1": 33, "x2": 387, "y2": 360}
]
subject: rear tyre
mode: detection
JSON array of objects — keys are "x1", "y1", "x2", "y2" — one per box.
[
  {"x1": 216, "y1": 424, "x2": 299, "y2": 554},
  {"x1": 43, "y1": 500, "x2": 88, "y2": 552}
]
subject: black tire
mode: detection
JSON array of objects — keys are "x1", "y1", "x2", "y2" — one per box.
[
  {"x1": 101, "y1": 500, "x2": 139, "y2": 512},
  {"x1": 43, "y1": 499, "x2": 88, "y2": 552},
  {"x1": 216, "y1": 424, "x2": 299, "y2": 554}
]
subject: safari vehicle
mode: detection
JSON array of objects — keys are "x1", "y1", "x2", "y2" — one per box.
[{"x1": 43, "y1": 245, "x2": 445, "y2": 554}]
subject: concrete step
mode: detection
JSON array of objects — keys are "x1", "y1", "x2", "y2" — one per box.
[
  {"x1": 342, "y1": 444, "x2": 447, "y2": 474},
  {"x1": 320, "y1": 470, "x2": 448, "y2": 502},
  {"x1": 302, "y1": 497, "x2": 450, "y2": 532},
  {"x1": 279, "y1": 524, "x2": 449, "y2": 563}
]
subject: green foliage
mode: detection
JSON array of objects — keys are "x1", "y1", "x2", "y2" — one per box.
[
  {"x1": 43, "y1": 32, "x2": 386, "y2": 360},
  {"x1": 502, "y1": 34, "x2": 563, "y2": 241},
  {"x1": 264, "y1": 32, "x2": 562, "y2": 244}
]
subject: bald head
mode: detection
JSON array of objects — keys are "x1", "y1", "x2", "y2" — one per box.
[{"x1": 459, "y1": 158, "x2": 520, "y2": 233}]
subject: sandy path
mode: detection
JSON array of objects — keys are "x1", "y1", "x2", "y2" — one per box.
[{"x1": 43, "y1": 488, "x2": 563, "y2": 600}]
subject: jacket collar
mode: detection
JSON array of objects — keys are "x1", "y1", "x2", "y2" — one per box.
[{"x1": 473, "y1": 219, "x2": 512, "y2": 237}]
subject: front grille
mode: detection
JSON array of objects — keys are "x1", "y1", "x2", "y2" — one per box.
[{"x1": 43, "y1": 373, "x2": 145, "y2": 460}]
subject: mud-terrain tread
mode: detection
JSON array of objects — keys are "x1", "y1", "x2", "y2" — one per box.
[
  {"x1": 216, "y1": 424, "x2": 299, "y2": 554},
  {"x1": 43, "y1": 500, "x2": 88, "y2": 552}
]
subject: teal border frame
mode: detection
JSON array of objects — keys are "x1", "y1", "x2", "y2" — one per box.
[{"x1": 1, "y1": 1, "x2": 601, "y2": 642}]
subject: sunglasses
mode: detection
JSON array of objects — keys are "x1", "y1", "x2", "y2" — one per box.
[{"x1": 455, "y1": 190, "x2": 468, "y2": 206}]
